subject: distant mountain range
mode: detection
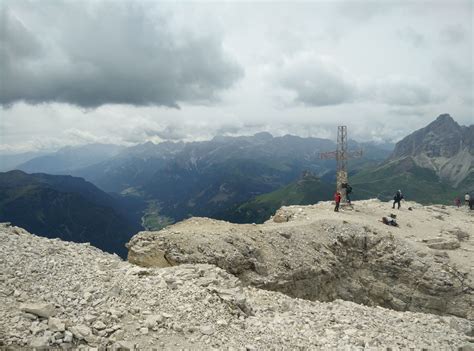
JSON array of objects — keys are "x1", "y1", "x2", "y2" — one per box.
[
  {"x1": 229, "y1": 114, "x2": 473, "y2": 220},
  {"x1": 0, "y1": 151, "x2": 48, "y2": 172},
  {"x1": 5, "y1": 115, "x2": 470, "y2": 253},
  {"x1": 5, "y1": 133, "x2": 392, "y2": 229},
  {"x1": 17, "y1": 143, "x2": 125, "y2": 174},
  {"x1": 0, "y1": 170, "x2": 141, "y2": 257}
]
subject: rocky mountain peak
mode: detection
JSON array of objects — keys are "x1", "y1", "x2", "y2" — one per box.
[
  {"x1": 391, "y1": 114, "x2": 462, "y2": 159},
  {"x1": 434, "y1": 113, "x2": 455, "y2": 123},
  {"x1": 389, "y1": 114, "x2": 473, "y2": 186},
  {"x1": 426, "y1": 113, "x2": 459, "y2": 132}
]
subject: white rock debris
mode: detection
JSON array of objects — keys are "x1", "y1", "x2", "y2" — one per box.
[{"x1": 1, "y1": 202, "x2": 473, "y2": 349}]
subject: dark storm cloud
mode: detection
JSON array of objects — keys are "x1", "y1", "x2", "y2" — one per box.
[
  {"x1": 0, "y1": 1, "x2": 243, "y2": 108},
  {"x1": 0, "y1": 9, "x2": 42, "y2": 59}
]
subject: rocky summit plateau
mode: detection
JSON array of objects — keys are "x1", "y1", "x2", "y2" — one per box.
[{"x1": 1, "y1": 200, "x2": 474, "y2": 349}]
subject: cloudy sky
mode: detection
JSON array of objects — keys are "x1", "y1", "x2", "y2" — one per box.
[{"x1": 0, "y1": 0, "x2": 472, "y2": 153}]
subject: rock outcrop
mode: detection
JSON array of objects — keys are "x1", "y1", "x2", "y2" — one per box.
[
  {"x1": 128, "y1": 200, "x2": 474, "y2": 320},
  {"x1": 2, "y1": 220, "x2": 474, "y2": 348}
]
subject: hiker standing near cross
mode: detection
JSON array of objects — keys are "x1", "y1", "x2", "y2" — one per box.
[{"x1": 320, "y1": 126, "x2": 362, "y2": 204}]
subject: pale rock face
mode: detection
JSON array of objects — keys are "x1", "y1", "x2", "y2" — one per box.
[{"x1": 127, "y1": 200, "x2": 474, "y2": 320}]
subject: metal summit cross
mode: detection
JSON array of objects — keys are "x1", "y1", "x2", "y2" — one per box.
[{"x1": 320, "y1": 126, "x2": 362, "y2": 203}]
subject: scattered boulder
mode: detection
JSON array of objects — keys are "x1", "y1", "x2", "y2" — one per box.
[
  {"x1": 20, "y1": 303, "x2": 56, "y2": 318},
  {"x1": 69, "y1": 324, "x2": 92, "y2": 340},
  {"x1": 63, "y1": 330, "x2": 73, "y2": 343},
  {"x1": 92, "y1": 320, "x2": 106, "y2": 330},
  {"x1": 424, "y1": 238, "x2": 461, "y2": 250},
  {"x1": 29, "y1": 335, "x2": 49, "y2": 348},
  {"x1": 48, "y1": 317, "x2": 65, "y2": 332},
  {"x1": 144, "y1": 315, "x2": 163, "y2": 328},
  {"x1": 200, "y1": 325, "x2": 215, "y2": 335}
]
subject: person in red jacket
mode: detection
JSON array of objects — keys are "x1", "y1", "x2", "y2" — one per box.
[{"x1": 334, "y1": 191, "x2": 342, "y2": 212}]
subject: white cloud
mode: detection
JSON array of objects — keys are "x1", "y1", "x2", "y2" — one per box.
[
  {"x1": 397, "y1": 27, "x2": 426, "y2": 48},
  {"x1": 369, "y1": 78, "x2": 444, "y2": 106},
  {"x1": 275, "y1": 54, "x2": 357, "y2": 107},
  {"x1": 439, "y1": 25, "x2": 467, "y2": 45},
  {"x1": 0, "y1": 0, "x2": 472, "y2": 153}
]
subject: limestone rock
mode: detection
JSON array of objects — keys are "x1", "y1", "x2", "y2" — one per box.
[
  {"x1": 424, "y1": 238, "x2": 461, "y2": 250},
  {"x1": 126, "y1": 202, "x2": 473, "y2": 320},
  {"x1": 48, "y1": 317, "x2": 65, "y2": 332},
  {"x1": 69, "y1": 324, "x2": 92, "y2": 340},
  {"x1": 63, "y1": 331, "x2": 73, "y2": 343},
  {"x1": 92, "y1": 320, "x2": 106, "y2": 330},
  {"x1": 200, "y1": 325, "x2": 215, "y2": 335},
  {"x1": 20, "y1": 303, "x2": 56, "y2": 318},
  {"x1": 29, "y1": 335, "x2": 49, "y2": 348},
  {"x1": 144, "y1": 315, "x2": 163, "y2": 328},
  {"x1": 1, "y1": 216, "x2": 472, "y2": 349}
]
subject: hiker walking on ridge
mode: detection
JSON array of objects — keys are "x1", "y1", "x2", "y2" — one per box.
[
  {"x1": 465, "y1": 193, "x2": 470, "y2": 207},
  {"x1": 334, "y1": 191, "x2": 341, "y2": 212},
  {"x1": 393, "y1": 190, "x2": 403, "y2": 210}
]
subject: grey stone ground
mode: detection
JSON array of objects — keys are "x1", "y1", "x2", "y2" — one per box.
[{"x1": 1, "y1": 221, "x2": 473, "y2": 349}]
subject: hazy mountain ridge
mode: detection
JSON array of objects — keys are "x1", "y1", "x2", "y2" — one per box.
[
  {"x1": 0, "y1": 170, "x2": 139, "y2": 257},
  {"x1": 68, "y1": 134, "x2": 389, "y2": 224},
  {"x1": 0, "y1": 133, "x2": 393, "y2": 230},
  {"x1": 17, "y1": 144, "x2": 125, "y2": 175},
  {"x1": 0, "y1": 151, "x2": 48, "y2": 172}
]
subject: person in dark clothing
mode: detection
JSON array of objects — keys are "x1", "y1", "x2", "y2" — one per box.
[
  {"x1": 455, "y1": 197, "x2": 461, "y2": 208},
  {"x1": 334, "y1": 191, "x2": 341, "y2": 212},
  {"x1": 393, "y1": 190, "x2": 403, "y2": 209},
  {"x1": 346, "y1": 184, "x2": 353, "y2": 204},
  {"x1": 470, "y1": 198, "x2": 474, "y2": 210}
]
